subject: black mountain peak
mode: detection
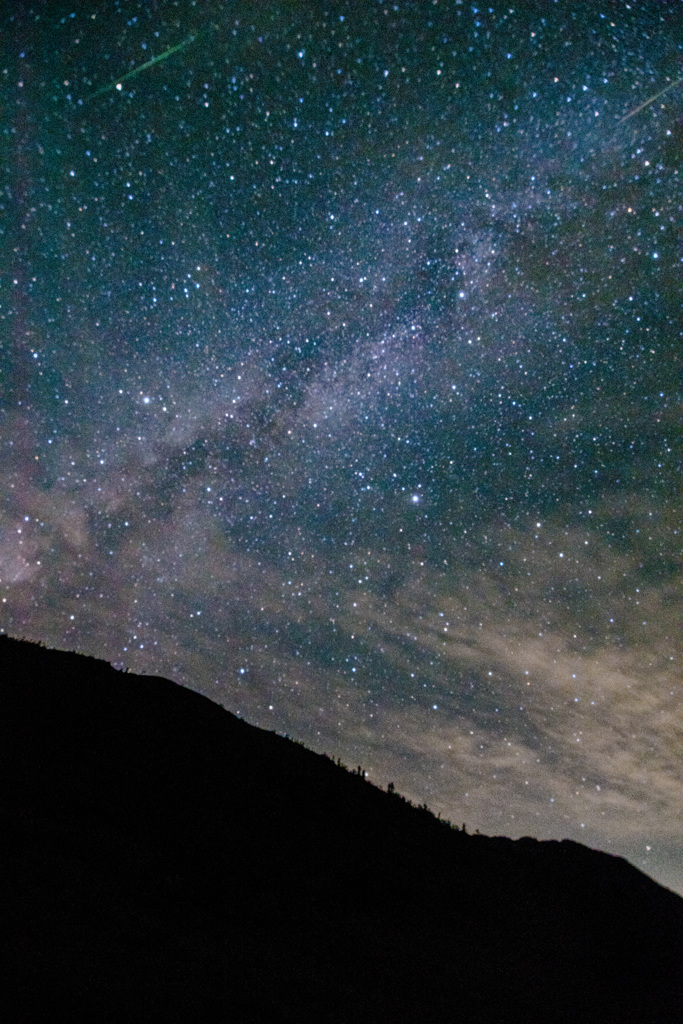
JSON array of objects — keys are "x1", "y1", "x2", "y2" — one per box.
[{"x1": 1, "y1": 635, "x2": 681, "y2": 1022}]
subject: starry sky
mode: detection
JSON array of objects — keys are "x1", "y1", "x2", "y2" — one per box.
[{"x1": 2, "y1": 1, "x2": 681, "y2": 893}]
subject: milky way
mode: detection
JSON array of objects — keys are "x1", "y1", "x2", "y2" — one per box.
[{"x1": 2, "y1": 1, "x2": 681, "y2": 893}]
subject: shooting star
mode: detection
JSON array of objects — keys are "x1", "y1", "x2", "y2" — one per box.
[
  {"x1": 619, "y1": 75, "x2": 683, "y2": 123},
  {"x1": 90, "y1": 35, "x2": 197, "y2": 99}
]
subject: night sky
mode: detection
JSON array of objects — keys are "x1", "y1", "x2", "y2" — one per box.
[{"x1": 2, "y1": 1, "x2": 681, "y2": 894}]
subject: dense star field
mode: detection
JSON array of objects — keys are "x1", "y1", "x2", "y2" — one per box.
[{"x1": 2, "y1": 1, "x2": 681, "y2": 893}]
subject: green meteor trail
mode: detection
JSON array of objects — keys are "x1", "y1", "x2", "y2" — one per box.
[
  {"x1": 90, "y1": 35, "x2": 197, "y2": 98},
  {"x1": 619, "y1": 75, "x2": 683, "y2": 122}
]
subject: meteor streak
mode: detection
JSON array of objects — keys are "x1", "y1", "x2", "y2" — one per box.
[
  {"x1": 618, "y1": 75, "x2": 683, "y2": 122},
  {"x1": 90, "y1": 35, "x2": 197, "y2": 98}
]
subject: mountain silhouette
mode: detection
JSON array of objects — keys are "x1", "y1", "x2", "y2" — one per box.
[{"x1": 1, "y1": 634, "x2": 681, "y2": 1022}]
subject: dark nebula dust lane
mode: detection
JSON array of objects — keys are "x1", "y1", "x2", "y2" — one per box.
[{"x1": 2, "y1": 1, "x2": 681, "y2": 893}]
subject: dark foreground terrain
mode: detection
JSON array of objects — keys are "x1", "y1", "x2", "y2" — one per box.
[{"x1": 1, "y1": 635, "x2": 681, "y2": 1022}]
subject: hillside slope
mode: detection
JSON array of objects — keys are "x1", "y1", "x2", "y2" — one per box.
[{"x1": 1, "y1": 635, "x2": 681, "y2": 1022}]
